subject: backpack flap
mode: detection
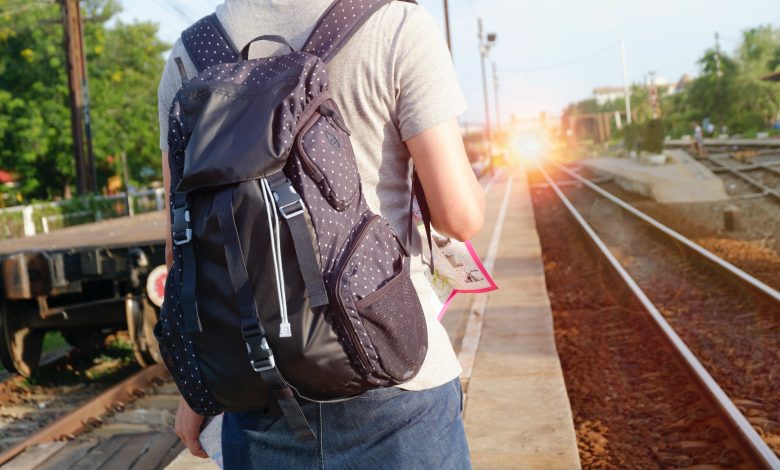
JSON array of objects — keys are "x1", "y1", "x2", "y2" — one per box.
[{"x1": 176, "y1": 54, "x2": 329, "y2": 193}]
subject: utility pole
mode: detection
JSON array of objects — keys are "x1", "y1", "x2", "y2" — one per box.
[
  {"x1": 442, "y1": 0, "x2": 452, "y2": 53},
  {"x1": 121, "y1": 152, "x2": 134, "y2": 217},
  {"x1": 492, "y1": 61, "x2": 500, "y2": 132},
  {"x1": 620, "y1": 40, "x2": 632, "y2": 125},
  {"x1": 714, "y1": 32, "x2": 723, "y2": 77},
  {"x1": 61, "y1": 0, "x2": 97, "y2": 195},
  {"x1": 478, "y1": 19, "x2": 496, "y2": 155}
]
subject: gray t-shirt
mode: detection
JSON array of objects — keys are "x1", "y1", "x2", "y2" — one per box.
[{"x1": 158, "y1": 0, "x2": 467, "y2": 391}]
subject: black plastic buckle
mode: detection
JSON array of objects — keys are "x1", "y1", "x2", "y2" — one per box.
[
  {"x1": 272, "y1": 180, "x2": 305, "y2": 220},
  {"x1": 172, "y1": 203, "x2": 192, "y2": 246},
  {"x1": 244, "y1": 328, "x2": 276, "y2": 373}
]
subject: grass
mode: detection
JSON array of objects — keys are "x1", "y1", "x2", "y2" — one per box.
[
  {"x1": 21, "y1": 332, "x2": 138, "y2": 387},
  {"x1": 42, "y1": 331, "x2": 68, "y2": 353}
]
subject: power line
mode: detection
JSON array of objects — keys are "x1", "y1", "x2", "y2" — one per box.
[
  {"x1": 161, "y1": 0, "x2": 195, "y2": 24},
  {"x1": 501, "y1": 42, "x2": 619, "y2": 72}
]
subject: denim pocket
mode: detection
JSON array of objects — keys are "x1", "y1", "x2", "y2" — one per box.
[{"x1": 453, "y1": 379, "x2": 465, "y2": 415}]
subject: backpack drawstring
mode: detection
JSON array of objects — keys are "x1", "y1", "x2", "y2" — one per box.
[{"x1": 261, "y1": 178, "x2": 292, "y2": 338}]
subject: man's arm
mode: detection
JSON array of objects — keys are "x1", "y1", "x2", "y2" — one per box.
[
  {"x1": 406, "y1": 119, "x2": 485, "y2": 242},
  {"x1": 163, "y1": 150, "x2": 208, "y2": 458}
]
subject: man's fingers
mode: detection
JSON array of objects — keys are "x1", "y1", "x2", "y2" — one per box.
[{"x1": 182, "y1": 435, "x2": 208, "y2": 459}]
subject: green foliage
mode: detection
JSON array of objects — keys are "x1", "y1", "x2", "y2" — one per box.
[
  {"x1": 0, "y1": 0, "x2": 169, "y2": 202},
  {"x1": 642, "y1": 119, "x2": 665, "y2": 154},
  {"x1": 623, "y1": 123, "x2": 640, "y2": 151},
  {"x1": 568, "y1": 24, "x2": 780, "y2": 142}
]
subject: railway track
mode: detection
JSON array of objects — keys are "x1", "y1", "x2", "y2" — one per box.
[
  {"x1": 0, "y1": 364, "x2": 179, "y2": 469},
  {"x1": 533, "y1": 163, "x2": 780, "y2": 468},
  {"x1": 702, "y1": 155, "x2": 780, "y2": 202}
]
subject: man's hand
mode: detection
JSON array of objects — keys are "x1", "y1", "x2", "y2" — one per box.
[{"x1": 175, "y1": 396, "x2": 208, "y2": 458}]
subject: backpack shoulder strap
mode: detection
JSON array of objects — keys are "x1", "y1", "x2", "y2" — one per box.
[
  {"x1": 303, "y1": 0, "x2": 416, "y2": 63},
  {"x1": 181, "y1": 13, "x2": 240, "y2": 73}
]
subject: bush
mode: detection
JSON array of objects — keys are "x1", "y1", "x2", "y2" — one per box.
[
  {"x1": 643, "y1": 119, "x2": 665, "y2": 154},
  {"x1": 623, "y1": 123, "x2": 641, "y2": 152}
]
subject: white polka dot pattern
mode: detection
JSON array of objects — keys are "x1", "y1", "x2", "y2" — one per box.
[
  {"x1": 296, "y1": 101, "x2": 359, "y2": 210},
  {"x1": 181, "y1": 14, "x2": 239, "y2": 72},
  {"x1": 158, "y1": 1, "x2": 426, "y2": 413},
  {"x1": 302, "y1": 0, "x2": 415, "y2": 63}
]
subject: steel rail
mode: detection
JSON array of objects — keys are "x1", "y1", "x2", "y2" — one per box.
[
  {"x1": 0, "y1": 364, "x2": 169, "y2": 466},
  {"x1": 537, "y1": 164, "x2": 780, "y2": 469},
  {"x1": 554, "y1": 163, "x2": 780, "y2": 304},
  {"x1": 705, "y1": 156, "x2": 780, "y2": 201}
]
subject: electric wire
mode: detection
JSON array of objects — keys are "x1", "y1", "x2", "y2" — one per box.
[{"x1": 160, "y1": 0, "x2": 194, "y2": 24}]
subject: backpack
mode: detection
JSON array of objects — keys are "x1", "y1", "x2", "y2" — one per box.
[{"x1": 156, "y1": 0, "x2": 431, "y2": 440}]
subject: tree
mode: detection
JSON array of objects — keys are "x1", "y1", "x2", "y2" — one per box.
[{"x1": 0, "y1": 0, "x2": 168, "y2": 201}]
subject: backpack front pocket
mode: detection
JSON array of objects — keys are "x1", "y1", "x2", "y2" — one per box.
[
  {"x1": 330, "y1": 214, "x2": 428, "y2": 384},
  {"x1": 295, "y1": 100, "x2": 358, "y2": 211}
]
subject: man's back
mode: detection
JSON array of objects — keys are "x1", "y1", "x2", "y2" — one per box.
[
  {"x1": 158, "y1": 0, "x2": 465, "y2": 393},
  {"x1": 158, "y1": 3, "x2": 481, "y2": 467}
]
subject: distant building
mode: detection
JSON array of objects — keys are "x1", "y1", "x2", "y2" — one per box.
[
  {"x1": 593, "y1": 86, "x2": 626, "y2": 106},
  {"x1": 673, "y1": 74, "x2": 693, "y2": 94}
]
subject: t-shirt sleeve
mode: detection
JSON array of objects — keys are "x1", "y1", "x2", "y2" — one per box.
[
  {"x1": 158, "y1": 40, "x2": 198, "y2": 152},
  {"x1": 393, "y1": 6, "x2": 467, "y2": 142}
]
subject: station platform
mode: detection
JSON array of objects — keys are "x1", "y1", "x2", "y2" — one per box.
[
  {"x1": 582, "y1": 150, "x2": 728, "y2": 203},
  {"x1": 450, "y1": 167, "x2": 581, "y2": 469}
]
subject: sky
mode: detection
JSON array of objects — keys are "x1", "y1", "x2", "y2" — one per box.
[{"x1": 118, "y1": 0, "x2": 778, "y2": 125}]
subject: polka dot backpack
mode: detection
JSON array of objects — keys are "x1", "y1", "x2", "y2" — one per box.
[{"x1": 157, "y1": 0, "x2": 428, "y2": 440}]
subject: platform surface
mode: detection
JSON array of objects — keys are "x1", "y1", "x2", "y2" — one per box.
[
  {"x1": 582, "y1": 150, "x2": 729, "y2": 203},
  {"x1": 0, "y1": 211, "x2": 166, "y2": 256},
  {"x1": 458, "y1": 167, "x2": 580, "y2": 469}
]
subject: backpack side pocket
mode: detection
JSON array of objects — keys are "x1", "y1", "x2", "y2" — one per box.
[{"x1": 331, "y1": 214, "x2": 428, "y2": 385}]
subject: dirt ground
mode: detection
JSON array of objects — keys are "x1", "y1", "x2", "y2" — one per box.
[
  {"x1": 597, "y1": 181, "x2": 780, "y2": 290},
  {"x1": 529, "y1": 180, "x2": 749, "y2": 469}
]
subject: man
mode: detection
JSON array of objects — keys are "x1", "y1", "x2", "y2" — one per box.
[
  {"x1": 158, "y1": 1, "x2": 484, "y2": 467},
  {"x1": 691, "y1": 120, "x2": 707, "y2": 157}
]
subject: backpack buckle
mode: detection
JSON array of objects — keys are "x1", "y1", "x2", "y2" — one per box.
[
  {"x1": 272, "y1": 179, "x2": 305, "y2": 219},
  {"x1": 172, "y1": 203, "x2": 193, "y2": 245},
  {"x1": 278, "y1": 200, "x2": 304, "y2": 219},
  {"x1": 245, "y1": 330, "x2": 276, "y2": 372}
]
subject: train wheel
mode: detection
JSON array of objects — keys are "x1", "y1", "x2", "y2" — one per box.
[
  {"x1": 126, "y1": 296, "x2": 161, "y2": 367},
  {"x1": 0, "y1": 300, "x2": 43, "y2": 377}
]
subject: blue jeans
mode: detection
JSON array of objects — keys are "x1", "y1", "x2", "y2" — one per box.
[{"x1": 222, "y1": 378, "x2": 471, "y2": 469}]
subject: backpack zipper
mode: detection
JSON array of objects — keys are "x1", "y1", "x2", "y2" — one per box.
[
  {"x1": 318, "y1": 105, "x2": 351, "y2": 135},
  {"x1": 296, "y1": 113, "x2": 326, "y2": 184},
  {"x1": 332, "y1": 214, "x2": 380, "y2": 371}
]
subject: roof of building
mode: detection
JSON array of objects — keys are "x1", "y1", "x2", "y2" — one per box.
[
  {"x1": 0, "y1": 170, "x2": 13, "y2": 184},
  {"x1": 593, "y1": 86, "x2": 625, "y2": 95}
]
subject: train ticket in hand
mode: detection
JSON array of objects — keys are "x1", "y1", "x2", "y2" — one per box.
[
  {"x1": 199, "y1": 414, "x2": 224, "y2": 468},
  {"x1": 412, "y1": 200, "x2": 498, "y2": 319}
]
